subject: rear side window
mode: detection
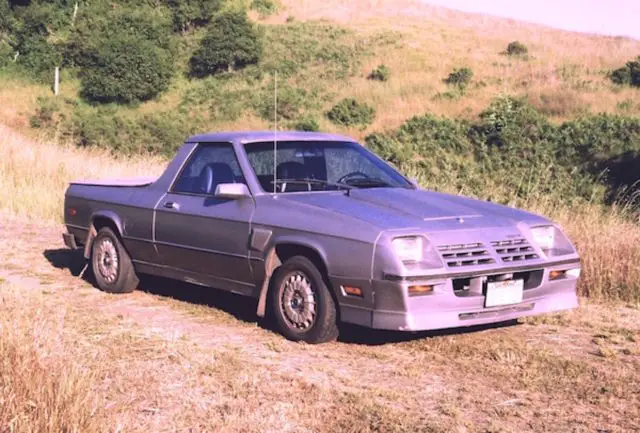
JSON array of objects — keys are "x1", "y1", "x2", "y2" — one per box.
[{"x1": 172, "y1": 143, "x2": 246, "y2": 195}]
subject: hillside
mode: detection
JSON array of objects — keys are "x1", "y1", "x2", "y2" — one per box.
[{"x1": 0, "y1": 0, "x2": 639, "y2": 143}]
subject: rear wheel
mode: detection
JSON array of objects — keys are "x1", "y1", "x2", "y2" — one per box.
[
  {"x1": 91, "y1": 227, "x2": 138, "y2": 294},
  {"x1": 269, "y1": 256, "x2": 339, "y2": 344}
]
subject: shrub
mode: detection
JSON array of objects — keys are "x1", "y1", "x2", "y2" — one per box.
[
  {"x1": 165, "y1": 0, "x2": 221, "y2": 32},
  {"x1": 251, "y1": 0, "x2": 279, "y2": 18},
  {"x1": 505, "y1": 41, "x2": 528, "y2": 57},
  {"x1": 16, "y1": 36, "x2": 63, "y2": 82},
  {"x1": 327, "y1": 98, "x2": 375, "y2": 128},
  {"x1": 80, "y1": 35, "x2": 173, "y2": 104},
  {"x1": 65, "y1": 4, "x2": 174, "y2": 69},
  {"x1": 68, "y1": 105, "x2": 203, "y2": 155},
  {"x1": 29, "y1": 96, "x2": 60, "y2": 128},
  {"x1": 0, "y1": 40, "x2": 14, "y2": 68},
  {"x1": 610, "y1": 57, "x2": 640, "y2": 87},
  {"x1": 293, "y1": 116, "x2": 320, "y2": 132},
  {"x1": 444, "y1": 67, "x2": 473, "y2": 90},
  {"x1": 189, "y1": 11, "x2": 262, "y2": 77},
  {"x1": 368, "y1": 64, "x2": 390, "y2": 82}
]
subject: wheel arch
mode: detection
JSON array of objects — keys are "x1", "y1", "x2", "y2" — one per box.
[
  {"x1": 255, "y1": 240, "x2": 337, "y2": 319},
  {"x1": 83, "y1": 211, "x2": 124, "y2": 259}
]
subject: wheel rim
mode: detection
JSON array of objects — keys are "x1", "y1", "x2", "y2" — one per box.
[
  {"x1": 97, "y1": 238, "x2": 119, "y2": 283},
  {"x1": 280, "y1": 271, "x2": 317, "y2": 331}
]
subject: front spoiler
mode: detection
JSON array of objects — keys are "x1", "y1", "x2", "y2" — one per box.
[
  {"x1": 370, "y1": 284, "x2": 578, "y2": 331},
  {"x1": 337, "y1": 260, "x2": 581, "y2": 332}
]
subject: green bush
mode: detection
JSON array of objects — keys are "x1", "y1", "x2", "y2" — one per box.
[
  {"x1": 29, "y1": 96, "x2": 60, "y2": 128},
  {"x1": 610, "y1": 57, "x2": 640, "y2": 87},
  {"x1": 368, "y1": 64, "x2": 390, "y2": 81},
  {"x1": 65, "y1": 3, "x2": 174, "y2": 68},
  {"x1": 0, "y1": 40, "x2": 14, "y2": 68},
  {"x1": 505, "y1": 41, "x2": 528, "y2": 57},
  {"x1": 68, "y1": 105, "x2": 204, "y2": 155},
  {"x1": 251, "y1": 0, "x2": 279, "y2": 18},
  {"x1": 327, "y1": 98, "x2": 376, "y2": 128},
  {"x1": 444, "y1": 67, "x2": 473, "y2": 90},
  {"x1": 166, "y1": 0, "x2": 222, "y2": 32},
  {"x1": 364, "y1": 97, "x2": 638, "y2": 205},
  {"x1": 189, "y1": 11, "x2": 262, "y2": 77},
  {"x1": 16, "y1": 36, "x2": 63, "y2": 82},
  {"x1": 80, "y1": 35, "x2": 173, "y2": 104},
  {"x1": 293, "y1": 116, "x2": 320, "y2": 132}
]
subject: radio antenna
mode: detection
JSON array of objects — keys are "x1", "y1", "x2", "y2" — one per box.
[{"x1": 273, "y1": 70, "x2": 278, "y2": 195}]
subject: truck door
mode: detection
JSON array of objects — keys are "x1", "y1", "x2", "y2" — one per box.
[{"x1": 154, "y1": 143, "x2": 255, "y2": 295}]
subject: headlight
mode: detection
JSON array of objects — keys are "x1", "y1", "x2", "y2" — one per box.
[
  {"x1": 392, "y1": 236, "x2": 423, "y2": 263},
  {"x1": 531, "y1": 226, "x2": 555, "y2": 251},
  {"x1": 530, "y1": 225, "x2": 575, "y2": 257}
]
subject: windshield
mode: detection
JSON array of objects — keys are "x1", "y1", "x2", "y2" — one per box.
[{"x1": 244, "y1": 141, "x2": 411, "y2": 193}]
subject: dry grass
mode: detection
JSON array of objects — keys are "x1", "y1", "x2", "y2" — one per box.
[
  {"x1": 0, "y1": 124, "x2": 166, "y2": 222},
  {"x1": 0, "y1": 252, "x2": 638, "y2": 432},
  {"x1": 0, "y1": 285, "x2": 101, "y2": 433},
  {"x1": 547, "y1": 204, "x2": 640, "y2": 303}
]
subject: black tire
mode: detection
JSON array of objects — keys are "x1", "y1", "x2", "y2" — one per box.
[
  {"x1": 91, "y1": 227, "x2": 139, "y2": 294},
  {"x1": 269, "y1": 256, "x2": 339, "y2": 344}
]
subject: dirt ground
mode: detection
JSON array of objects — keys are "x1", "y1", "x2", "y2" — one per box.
[{"x1": 1, "y1": 214, "x2": 638, "y2": 432}]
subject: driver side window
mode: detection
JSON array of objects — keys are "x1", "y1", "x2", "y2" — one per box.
[{"x1": 172, "y1": 143, "x2": 245, "y2": 195}]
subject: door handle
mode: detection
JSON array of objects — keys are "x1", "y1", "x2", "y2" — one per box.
[{"x1": 163, "y1": 201, "x2": 180, "y2": 210}]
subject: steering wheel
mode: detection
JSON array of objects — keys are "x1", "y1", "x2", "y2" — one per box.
[{"x1": 337, "y1": 171, "x2": 370, "y2": 184}]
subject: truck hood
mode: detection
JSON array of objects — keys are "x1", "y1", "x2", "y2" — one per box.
[{"x1": 280, "y1": 188, "x2": 550, "y2": 231}]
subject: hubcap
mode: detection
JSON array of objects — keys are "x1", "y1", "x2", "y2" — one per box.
[
  {"x1": 281, "y1": 272, "x2": 317, "y2": 331},
  {"x1": 97, "y1": 238, "x2": 119, "y2": 283}
]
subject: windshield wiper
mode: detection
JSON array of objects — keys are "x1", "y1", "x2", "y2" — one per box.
[
  {"x1": 344, "y1": 178, "x2": 392, "y2": 188},
  {"x1": 273, "y1": 178, "x2": 353, "y2": 193}
]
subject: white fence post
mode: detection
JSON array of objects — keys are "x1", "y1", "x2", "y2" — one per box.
[{"x1": 54, "y1": 67, "x2": 60, "y2": 96}]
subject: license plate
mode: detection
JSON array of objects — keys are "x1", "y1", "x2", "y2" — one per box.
[{"x1": 485, "y1": 279, "x2": 524, "y2": 308}]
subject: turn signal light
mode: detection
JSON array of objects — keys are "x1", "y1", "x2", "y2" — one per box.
[
  {"x1": 68, "y1": 207, "x2": 77, "y2": 216},
  {"x1": 408, "y1": 285, "x2": 434, "y2": 296},
  {"x1": 343, "y1": 286, "x2": 363, "y2": 297},
  {"x1": 549, "y1": 270, "x2": 566, "y2": 281}
]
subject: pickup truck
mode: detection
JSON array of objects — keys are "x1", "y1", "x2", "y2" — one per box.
[{"x1": 63, "y1": 131, "x2": 581, "y2": 343}]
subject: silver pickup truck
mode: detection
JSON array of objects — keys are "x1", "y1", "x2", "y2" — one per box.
[{"x1": 63, "y1": 131, "x2": 581, "y2": 343}]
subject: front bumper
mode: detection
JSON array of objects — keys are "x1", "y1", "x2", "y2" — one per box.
[{"x1": 337, "y1": 260, "x2": 580, "y2": 331}]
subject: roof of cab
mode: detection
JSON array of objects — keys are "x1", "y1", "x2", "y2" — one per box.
[{"x1": 185, "y1": 131, "x2": 357, "y2": 144}]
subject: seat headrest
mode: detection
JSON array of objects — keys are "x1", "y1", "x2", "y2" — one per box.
[{"x1": 199, "y1": 162, "x2": 236, "y2": 195}]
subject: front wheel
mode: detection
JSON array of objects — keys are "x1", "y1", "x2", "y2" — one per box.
[
  {"x1": 269, "y1": 256, "x2": 339, "y2": 344},
  {"x1": 91, "y1": 227, "x2": 139, "y2": 294}
]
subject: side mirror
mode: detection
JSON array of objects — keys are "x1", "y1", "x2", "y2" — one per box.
[{"x1": 214, "y1": 183, "x2": 251, "y2": 200}]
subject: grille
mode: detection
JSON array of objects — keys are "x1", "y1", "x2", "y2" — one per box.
[
  {"x1": 491, "y1": 238, "x2": 539, "y2": 263},
  {"x1": 438, "y1": 242, "x2": 495, "y2": 268}
]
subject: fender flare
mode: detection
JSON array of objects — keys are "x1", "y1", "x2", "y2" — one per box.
[
  {"x1": 255, "y1": 239, "x2": 330, "y2": 318},
  {"x1": 83, "y1": 211, "x2": 124, "y2": 259}
]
